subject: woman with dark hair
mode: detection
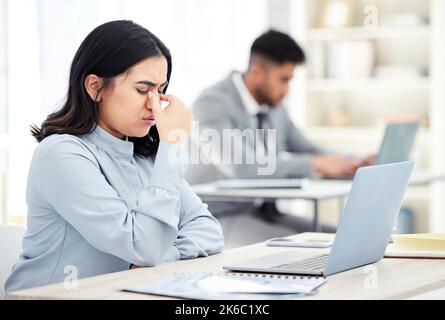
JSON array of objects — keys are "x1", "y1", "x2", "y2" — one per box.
[{"x1": 5, "y1": 20, "x2": 224, "y2": 292}]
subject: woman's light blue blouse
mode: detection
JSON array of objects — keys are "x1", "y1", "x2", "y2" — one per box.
[{"x1": 5, "y1": 125, "x2": 224, "y2": 293}]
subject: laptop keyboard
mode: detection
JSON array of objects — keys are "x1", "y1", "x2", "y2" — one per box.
[{"x1": 272, "y1": 254, "x2": 329, "y2": 272}]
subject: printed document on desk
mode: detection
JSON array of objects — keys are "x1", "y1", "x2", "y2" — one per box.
[{"x1": 123, "y1": 272, "x2": 326, "y2": 300}]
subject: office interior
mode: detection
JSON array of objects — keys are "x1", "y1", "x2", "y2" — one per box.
[{"x1": 1, "y1": 0, "x2": 445, "y2": 300}]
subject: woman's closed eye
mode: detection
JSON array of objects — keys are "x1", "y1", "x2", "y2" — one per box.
[
  {"x1": 137, "y1": 88, "x2": 164, "y2": 95},
  {"x1": 136, "y1": 88, "x2": 149, "y2": 95}
]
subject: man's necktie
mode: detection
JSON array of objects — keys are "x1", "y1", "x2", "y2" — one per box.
[{"x1": 256, "y1": 112, "x2": 268, "y2": 152}]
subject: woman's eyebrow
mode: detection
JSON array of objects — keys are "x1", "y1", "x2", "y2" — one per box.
[{"x1": 136, "y1": 80, "x2": 168, "y2": 87}]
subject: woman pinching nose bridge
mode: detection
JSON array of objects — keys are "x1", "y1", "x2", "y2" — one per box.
[
  {"x1": 4, "y1": 20, "x2": 223, "y2": 294},
  {"x1": 147, "y1": 90, "x2": 193, "y2": 146}
]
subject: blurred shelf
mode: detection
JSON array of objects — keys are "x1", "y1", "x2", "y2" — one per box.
[
  {"x1": 306, "y1": 26, "x2": 431, "y2": 41},
  {"x1": 305, "y1": 126, "x2": 380, "y2": 141},
  {"x1": 304, "y1": 126, "x2": 429, "y2": 141},
  {"x1": 7, "y1": 214, "x2": 26, "y2": 226},
  {"x1": 0, "y1": 133, "x2": 9, "y2": 148},
  {"x1": 307, "y1": 77, "x2": 430, "y2": 92},
  {"x1": 0, "y1": 134, "x2": 34, "y2": 149},
  {"x1": 404, "y1": 187, "x2": 432, "y2": 201},
  {"x1": 291, "y1": 0, "x2": 445, "y2": 232}
]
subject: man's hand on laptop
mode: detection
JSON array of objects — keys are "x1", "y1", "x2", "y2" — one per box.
[
  {"x1": 356, "y1": 155, "x2": 376, "y2": 168},
  {"x1": 313, "y1": 155, "x2": 358, "y2": 178}
]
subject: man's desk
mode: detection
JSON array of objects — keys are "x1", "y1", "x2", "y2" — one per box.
[
  {"x1": 192, "y1": 172, "x2": 445, "y2": 232},
  {"x1": 7, "y1": 233, "x2": 445, "y2": 300}
]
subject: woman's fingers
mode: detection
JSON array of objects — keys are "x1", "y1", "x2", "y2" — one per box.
[
  {"x1": 159, "y1": 94, "x2": 172, "y2": 101},
  {"x1": 153, "y1": 94, "x2": 192, "y2": 145},
  {"x1": 159, "y1": 94, "x2": 173, "y2": 111},
  {"x1": 148, "y1": 91, "x2": 162, "y2": 117}
]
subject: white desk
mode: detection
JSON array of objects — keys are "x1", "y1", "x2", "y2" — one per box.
[
  {"x1": 7, "y1": 233, "x2": 445, "y2": 300},
  {"x1": 409, "y1": 287, "x2": 445, "y2": 300},
  {"x1": 192, "y1": 172, "x2": 445, "y2": 232}
]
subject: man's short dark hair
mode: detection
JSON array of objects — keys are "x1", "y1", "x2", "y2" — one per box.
[{"x1": 250, "y1": 29, "x2": 306, "y2": 65}]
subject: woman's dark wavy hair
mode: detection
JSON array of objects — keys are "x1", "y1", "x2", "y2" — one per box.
[{"x1": 31, "y1": 20, "x2": 172, "y2": 157}]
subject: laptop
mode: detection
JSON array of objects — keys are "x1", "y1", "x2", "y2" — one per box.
[
  {"x1": 327, "y1": 121, "x2": 419, "y2": 180},
  {"x1": 223, "y1": 161, "x2": 414, "y2": 277},
  {"x1": 214, "y1": 178, "x2": 309, "y2": 190},
  {"x1": 374, "y1": 121, "x2": 420, "y2": 165}
]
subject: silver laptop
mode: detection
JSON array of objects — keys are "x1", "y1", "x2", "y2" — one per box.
[
  {"x1": 375, "y1": 121, "x2": 420, "y2": 165},
  {"x1": 215, "y1": 178, "x2": 309, "y2": 190},
  {"x1": 223, "y1": 161, "x2": 414, "y2": 277},
  {"x1": 327, "y1": 121, "x2": 419, "y2": 180}
]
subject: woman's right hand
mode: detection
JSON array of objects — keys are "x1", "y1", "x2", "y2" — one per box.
[{"x1": 148, "y1": 91, "x2": 193, "y2": 145}]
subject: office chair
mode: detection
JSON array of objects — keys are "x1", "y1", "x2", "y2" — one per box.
[{"x1": 0, "y1": 225, "x2": 25, "y2": 299}]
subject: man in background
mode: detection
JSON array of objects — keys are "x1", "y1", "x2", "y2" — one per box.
[{"x1": 187, "y1": 30, "x2": 372, "y2": 247}]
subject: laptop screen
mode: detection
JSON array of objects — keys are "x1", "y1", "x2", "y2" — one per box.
[{"x1": 375, "y1": 121, "x2": 420, "y2": 165}]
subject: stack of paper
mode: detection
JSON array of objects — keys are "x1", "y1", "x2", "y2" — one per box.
[
  {"x1": 385, "y1": 234, "x2": 445, "y2": 259},
  {"x1": 124, "y1": 273, "x2": 327, "y2": 300}
]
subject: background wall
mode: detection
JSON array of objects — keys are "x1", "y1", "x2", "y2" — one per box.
[
  {"x1": 0, "y1": 0, "x2": 269, "y2": 224},
  {"x1": 1, "y1": 0, "x2": 444, "y2": 233}
]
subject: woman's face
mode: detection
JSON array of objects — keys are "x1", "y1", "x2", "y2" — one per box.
[{"x1": 97, "y1": 56, "x2": 168, "y2": 139}]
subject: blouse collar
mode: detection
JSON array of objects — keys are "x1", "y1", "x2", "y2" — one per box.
[{"x1": 85, "y1": 125, "x2": 134, "y2": 161}]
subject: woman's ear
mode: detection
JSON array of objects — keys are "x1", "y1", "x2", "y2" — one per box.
[{"x1": 84, "y1": 74, "x2": 103, "y2": 102}]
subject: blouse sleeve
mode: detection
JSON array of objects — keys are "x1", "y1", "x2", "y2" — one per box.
[
  {"x1": 162, "y1": 181, "x2": 224, "y2": 262},
  {"x1": 38, "y1": 137, "x2": 187, "y2": 267}
]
